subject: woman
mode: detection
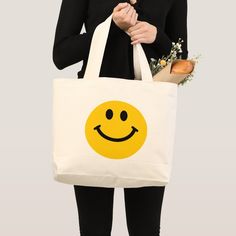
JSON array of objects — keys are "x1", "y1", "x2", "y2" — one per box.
[{"x1": 52, "y1": 0, "x2": 188, "y2": 235}]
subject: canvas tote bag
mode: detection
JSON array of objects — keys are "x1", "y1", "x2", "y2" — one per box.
[{"x1": 52, "y1": 13, "x2": 178, "y2": 188}]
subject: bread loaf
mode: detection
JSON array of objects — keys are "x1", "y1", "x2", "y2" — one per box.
[{"x1": 170, "y1": 60, "x2": 194, "y2": 74}]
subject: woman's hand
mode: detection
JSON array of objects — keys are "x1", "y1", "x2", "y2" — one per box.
[
  {"x1": 126, "y1": 20, "x2": 157, "y2": 45},
  {"x1": 112, "y1": 3, "x2": 138, "y2": 32}
]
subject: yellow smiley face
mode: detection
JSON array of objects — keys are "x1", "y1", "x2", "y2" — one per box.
[{"x1": 85, "y1": 100, "x2": 147, "y2": 159}]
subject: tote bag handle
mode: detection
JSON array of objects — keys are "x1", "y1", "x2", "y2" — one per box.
[{"x1": 83, "y1": 13, "x2": 153, "y2": 82}]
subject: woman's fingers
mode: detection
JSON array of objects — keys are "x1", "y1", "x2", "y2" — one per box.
[
  {"x1": 120, "y1": 4, "x2": 134, "y2": 18},
  {"x1": 130, "y1": 27, "x2": 144, "y2": 37},
  {"x1": 124, "y1": 6, "x2": 137, "y2": 27},
  {"x1": 131, "y1": 33, "x2": 146, "y2": 41},
  {"x1": 112, "y1": 3, "x2": 138, "y2": 31},
  {"x1": 127, "y1": 22, "x2": 141, "y2": 34},
  {"x1": 126, "y1": 5, "x2": 134, "y2": 16},
  {"x1": 113, "y1": 2, "x2": 129, "y2": 12},
  {"x1": 130, "y1": 11, "x2": 138, "y2": 26}
]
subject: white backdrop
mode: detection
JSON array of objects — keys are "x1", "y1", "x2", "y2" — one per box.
[{"x1": 0, "y1": 0, "x2": 235, "y2": 235}]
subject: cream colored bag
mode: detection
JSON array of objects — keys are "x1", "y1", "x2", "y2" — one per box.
[{"x1": 52, "y1": 13, "x2": 178, "y2": 188}]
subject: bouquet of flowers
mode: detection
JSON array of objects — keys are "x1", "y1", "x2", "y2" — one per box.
[{"x1": 149, "y1": 38, "x2": 201, "y2": 86}]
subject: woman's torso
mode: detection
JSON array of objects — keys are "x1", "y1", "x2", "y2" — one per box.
[{"x1": 78, "y1": 0, "x2": 174, "y2": 79}]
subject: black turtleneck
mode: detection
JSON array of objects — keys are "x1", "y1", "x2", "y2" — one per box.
[{"x1": 52, "y1": 0, "x2": 188, "y2": 79}]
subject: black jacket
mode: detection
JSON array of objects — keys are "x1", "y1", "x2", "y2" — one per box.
[{"x1": 52, "y1": 0, "x2": 188, "y2": 79}]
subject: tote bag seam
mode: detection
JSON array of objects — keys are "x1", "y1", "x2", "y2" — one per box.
[{"x1": 54, "y1": 172, "x2": 169, "y2": 182}]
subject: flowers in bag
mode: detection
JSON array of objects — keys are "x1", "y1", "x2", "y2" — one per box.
[{"x1": 149, "y1": 38, "x2": 201, "y2": 86}]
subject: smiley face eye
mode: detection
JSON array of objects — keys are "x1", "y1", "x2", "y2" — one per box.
[
  {"x1": 106, "y1": 109, "x2": 113, "y2": 120},
  {"x1": 120, "y1": 110, "x2": 128, "y2": 121}
]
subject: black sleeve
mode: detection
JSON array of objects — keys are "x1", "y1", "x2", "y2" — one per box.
[
  {"x1": 149, "y1": 0, "x2": 188, "y2": 59},
  {"x1": 52, "y1": 0, "x2": 93, "y2": 69},
  {"x1": 52, "y1": 0, "x2": 126, "y2": 70}
]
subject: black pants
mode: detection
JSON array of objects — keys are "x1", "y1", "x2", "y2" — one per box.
[{"x1": 74, "y1": 185, "x2": 165, "y2": 236}]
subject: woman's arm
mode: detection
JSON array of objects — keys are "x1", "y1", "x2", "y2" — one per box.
[
  {"x1": 52, "y1": 0, "x2": 130, "y2": 70},
  {"x1": 52, "y1": 0, "x2": 93, "y2": 69},
  {"x1": 150, "y1": 0, "x2": 188, "y2": 59}
]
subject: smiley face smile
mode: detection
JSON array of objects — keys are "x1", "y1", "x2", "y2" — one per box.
[{"x1": 94, "y1": 124, "x2": 138, "y2": 142}]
